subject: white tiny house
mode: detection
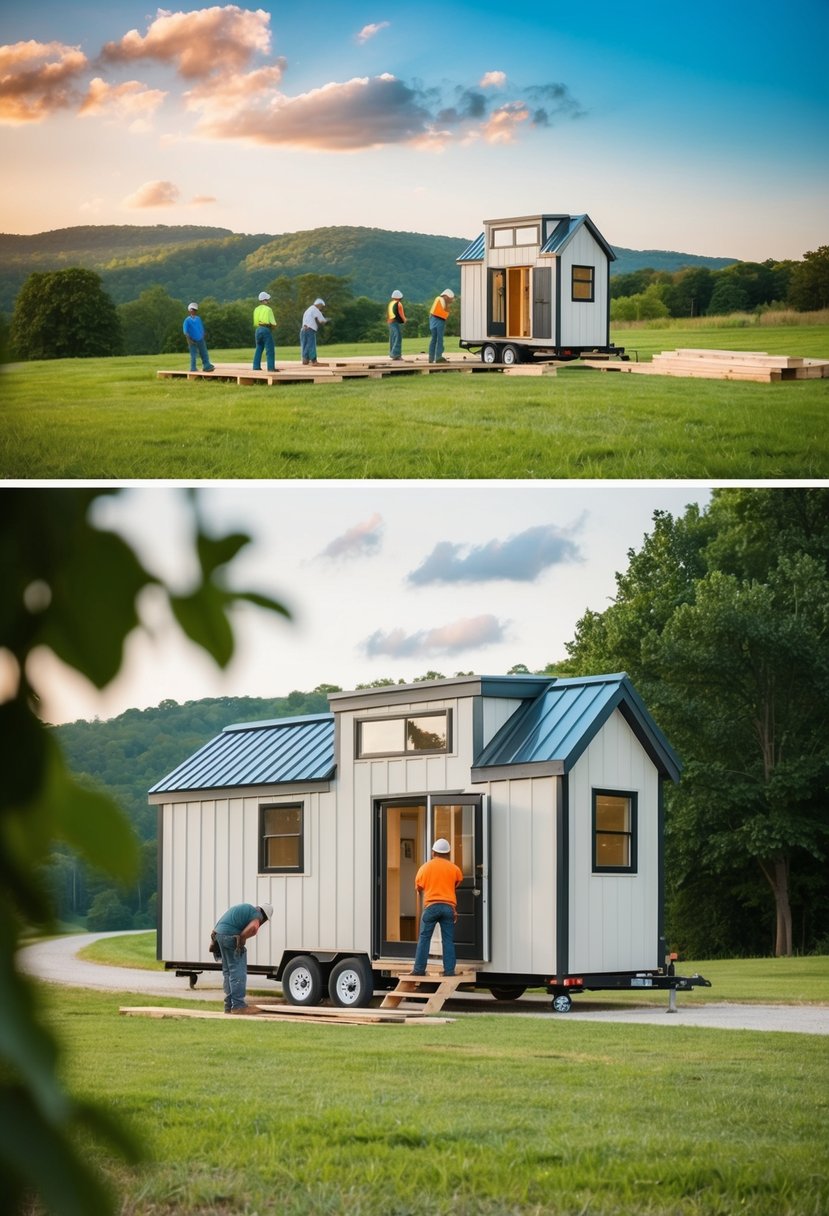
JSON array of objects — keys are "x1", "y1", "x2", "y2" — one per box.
[
  {"x1": 150, "y1": 673, "x2": 707, "y2": 1011},
  {"x1": 457, "y1": 213, "x2": 620, "y2": 364}
]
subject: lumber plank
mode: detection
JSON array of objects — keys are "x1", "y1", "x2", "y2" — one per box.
[{"x1": 120, "y1": 1005, "x2": 453, "y2": 1026}]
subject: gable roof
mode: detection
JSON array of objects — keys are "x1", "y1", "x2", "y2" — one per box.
[
  {"x1": 471, "y1": 673, "x2": 680, "y2": 782},
  {"x1": 148, "y1": 713, "x2": 336, "y2": 794},
  {"x1": 539, "y1": 214, "x2": 617, "y2": 261},
  {"x1": 457, "y1": 232, "x2": 485, "y2": 262}
]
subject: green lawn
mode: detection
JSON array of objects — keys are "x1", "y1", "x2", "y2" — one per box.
[
  {"x1": 2, "y1": 326, "x2": 827, "y2": 479},
  {"x1": 35, "y1": 982, "x2": 829, "y2": 1216}
]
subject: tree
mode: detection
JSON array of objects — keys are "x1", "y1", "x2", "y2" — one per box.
[
  {"x1": 117, "y1": 285, "x2": 183, "y2": 355},
  {"x1": 265, "y1": 273, "x2": 356, "y2": 346},
  {"x1": 706, "y1": 277, "x2": 749, "y2": 315},
  {"x1": 86, "y1": 890, "x2": 133, "y2": 932},
  {"x1": 0, "y1": 488, "x2": 292, "y2": 1215},
  {"x1": 10, "y1": 268, "x2": 122, "y2": 360},
  {"x1": 787, "y1": 246, "x2": 829, "y2": 312},
  {"x1": 562, "y1": 489, "x2": 829, "y2": 957}
]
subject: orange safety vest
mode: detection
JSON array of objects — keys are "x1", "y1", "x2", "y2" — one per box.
[
  {"x1": 387, "y1": 299, "x2": 406, "y2": 323},
  {"x1": 430, "y1": 295, "x2": 450, "y2": 320}
]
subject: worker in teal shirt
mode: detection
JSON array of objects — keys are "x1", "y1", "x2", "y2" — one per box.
[
  {"x1": 212, "y1": 901, "x2": 272, "y2": 1014},
  {"x1": 182, "y1": 302, "x2": 215, "y2": 372}
]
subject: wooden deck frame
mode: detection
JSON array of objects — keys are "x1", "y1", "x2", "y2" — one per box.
[{"x1": 156, "y1": 357, "x2": 558, "y2": 386}]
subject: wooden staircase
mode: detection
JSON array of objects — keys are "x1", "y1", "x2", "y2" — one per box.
[{"x1": 379, "y1": 965, "x2": 475, "y2": 1015}]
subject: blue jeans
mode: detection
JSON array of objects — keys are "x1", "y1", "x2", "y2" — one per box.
[
  {"x1": 253, "y1": 326, "x2": 276, "y2": 371},
  {"x1": 300, "y1": 327, "x2": 318, "y2": 362},
  {"x1": 189, "y1": 338, "x2": 214, "y2": 372},
  {"x1": 217, "y1": 932, "x2": 249, "y2": 1010},
  {"x1": 413, "y1": 903, "x2": 456, "y2": 974},
  {"x1": 388, "y1": 322, "x2": 403, "y2": 358},
  {"x1": 428, "y1": 315, "x2": 446, "y2": 362}
]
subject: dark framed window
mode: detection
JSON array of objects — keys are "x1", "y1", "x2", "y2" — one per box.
[
  {"x1": 592, "y1": 789, "x2": 637, "y2": 873},
  {"x1": 572, "y1": 264, "x2": 595, "y2": 302},
  {"x1": 260, "y1": 803, "x2": 304, "y2": 873},
  {"x1": 357, "y1": 710, "x2": 451, "y2": 758}
]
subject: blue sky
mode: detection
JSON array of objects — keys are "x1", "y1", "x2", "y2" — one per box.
[
  {"x1": 25, "y1": 483, "x2": 713, "y2": 725},
  {"x1": 1, "y1": 1, "x2": 826, "y2": 259}
]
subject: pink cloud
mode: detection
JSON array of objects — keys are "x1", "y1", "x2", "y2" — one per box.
[
  {"x1": 123, "y1": 180, "x2": 181, "y2": 208},
  {"x1": 99, "y1": 5, "x2": 273, "y2": 80},
  {"x1": 356, "y1": 22, "x2": 390, "y2": 44},
  {"x1": 364, "y1": 614, "x2": 508, "y2": 659},
  {"x1": 482, "y1": 101, "x2": 530, "y2": 143},
  {"x1": 79, "y1": 77, "x2": 167, "y2": 126},
  {"x1": 0, "y1": 40, "x2": 88, "y2": 122}
]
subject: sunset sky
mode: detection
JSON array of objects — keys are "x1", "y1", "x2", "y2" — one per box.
[
  {"x1": 2, "y1": 1, "x2": 826, "y2": 261},
  {"x1": 28, "y1": 483, "x2": 712, "y2": 726}
]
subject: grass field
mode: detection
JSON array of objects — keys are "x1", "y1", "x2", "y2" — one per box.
[
  {"x1": 2, "y1": 324, "x2": 827, "y2": 479},
  {"x1": 33, "y1": 978, "x2": 829, "y2": 1216}
]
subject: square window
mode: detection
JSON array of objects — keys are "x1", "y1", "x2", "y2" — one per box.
[
  {"x1": 260, "y1": 803, "x2": 304, "y2": 873},
  {"x1": 592, "y1": 790, "x2": 637, "y2": 873},
  {"x1": 572, "y1": 264, "x2": 595, "y2": 302}
]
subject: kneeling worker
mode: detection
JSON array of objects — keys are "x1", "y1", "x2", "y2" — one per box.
[{"x1": 211, "y1": 901, "x2": 273, "y2": 1014}]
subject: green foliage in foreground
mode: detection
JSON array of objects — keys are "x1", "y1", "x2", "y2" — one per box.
[
  {"x1": 2, "y1": 327, "x2": 828, "y2": 479},
  {"x1": 38, "y1": 983, "x2": 829, "y2": 1216}
]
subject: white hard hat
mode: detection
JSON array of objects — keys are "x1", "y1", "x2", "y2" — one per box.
[
  {"x1": 442, "y1": 289, "x2": 455, "y2": 299},
  {"x1": 188, "y1": 302, "x2": 199, "y2": 310},
  {"x1": 258, "y1": 291, "x2": 271, "y2": 301},
  {"x1": 432, "y1": 838, "x2": 451, "y2": 854},
  {"x1": 314, "y1": 298, "x2": 325, "y2": 306},
  {"x1": 391, "y1": 290, "x2": 403, "y2": 299},
  {"x1": 258, "y1": 903, "x2": 273, "y2": 921}
]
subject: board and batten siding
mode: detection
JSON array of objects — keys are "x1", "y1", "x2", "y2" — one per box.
[
  {"x1": 558, "y1": 226, "x2": 609, "y2": 348},
  {"x1": 460, "y1": 263, "x2": 483, "y2": 341},
  {"x1": 567, "y1": 708, "x2": 660, "y2": 974},
  {"x1": 480, "y1": 775, "x2": 558, "y2": 975}
]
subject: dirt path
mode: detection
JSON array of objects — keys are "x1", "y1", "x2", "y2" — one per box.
[{"x1": 18, "y1": 933, "x2": 829, "y2": 1035}]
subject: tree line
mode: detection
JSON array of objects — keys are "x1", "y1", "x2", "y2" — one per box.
[
  {"x1": 45, "y1": 489, "x2": 829, "y2": 957},
  {"x1": 4, "y1": 244, "x2": 828, "y2": 361}
]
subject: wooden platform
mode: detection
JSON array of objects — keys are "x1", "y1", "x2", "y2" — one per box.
[
  {"x1": 156, "y1": 356, "x2": 558, "y2": 386},
  {"x1": 120, "y1": 1004, "x2": 453, "y2": 1026},
  {"x1": 580, "y1": 348, "x2": 829, "y2": 383}
]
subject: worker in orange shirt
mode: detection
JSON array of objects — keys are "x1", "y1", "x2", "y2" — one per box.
[
  {"x1": 428, "y1": 288, "x2": 454, "y2": 364},
  {"x1": 411, "y1": 838, "x2": 463, "y2": 976}
]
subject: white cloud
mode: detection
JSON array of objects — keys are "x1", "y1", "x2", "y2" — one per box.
[
  {"x1": 363, "y1": 614, "x2": 508, "y2": 659},
  {"x1": 356, "y1": 22, "x2": 390, "y2": 44}
]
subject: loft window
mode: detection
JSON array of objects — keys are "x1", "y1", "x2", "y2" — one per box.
[
  {"x1": 592, "y1": 790, "x2": 637, "y2": 874},
  {"x1": 515, "y1": 225, "x2": 538, "y2": 245},
  {"x1": 260, "y1": 803, "x2": 304, "y2": 873},
  {"x1": 357, "y1": 711, "x2": 450, "y2": 758},
  {"x1": 492, "y1": 228, "x2": 514, "y2": 247},
  {"x1": 572, "y1": 264, "x2": 595, "y2": 302}
]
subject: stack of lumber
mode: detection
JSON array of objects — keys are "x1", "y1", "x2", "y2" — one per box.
[
  {"x1": 120, "y1": 1004, "x2": 453, "y2": 1026},
  {"x1": 649, "y1": 349, "x2": 829, "y2": 382}
]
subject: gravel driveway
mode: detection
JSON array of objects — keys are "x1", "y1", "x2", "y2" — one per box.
[{"x1": 18, "y1": 932, "x2": 829, "y2": 1035}]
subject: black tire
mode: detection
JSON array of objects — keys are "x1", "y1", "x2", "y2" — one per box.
[
  {"x1": 552, "y1": 992, "x2": 572, "y2": 1013},
  {"x1": 282, "y1": 955, "x2": 324, "y2": 1006},
  {"x1": 501, "y1": 344, "x2": 522, "y2": 366},
  {"x1": 489, "y1": 985, "x2": 527, "y2": 1002},
  {"x1": 481, "y1": 344, "x2": 499, "y2": 365},
  {"x1": 328, "y1": 957, "x2": 374, "y2": 1007}
]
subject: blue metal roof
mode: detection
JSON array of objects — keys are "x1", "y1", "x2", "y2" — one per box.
[
  {"x1": 539, "y1": 214, "x2": 617, "y2": 262},
  {"x1": 149, "y1": 713, "x2": 336, "y2": 794},
  {"x1": 473, "y1": 674, "x2": 680, "y2": 781},
  {"x1": 457, "y1": 232, "x2": 485, "y2": 262}
]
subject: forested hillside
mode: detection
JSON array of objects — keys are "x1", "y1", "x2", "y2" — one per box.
[{"x1": 0, "y1": 223, "x2": 737, "y2": 313}]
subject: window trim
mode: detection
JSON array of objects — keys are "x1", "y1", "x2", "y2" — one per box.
[
  {"x1": 259, "y1": 801, "x2": 305, "y2": 874},
  {"x1": 592, "y1": 788, "x2": 638, "y2": 874},
  {"x1": 571, "y1": 264, "x2": 595, "y2": 302},
  {"x1": 356, "y1": 709, "x2": 452, "y2": 759}
]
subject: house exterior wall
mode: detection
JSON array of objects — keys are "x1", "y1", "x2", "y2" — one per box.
[
  {"x1": 558, "y1": 226, "x2": 609, "y2": 348},
  {"x1": 460, "y1": 263, "x2": 483, "y2": 341},
  {"x1": 567, "y1": 708, "x2": 661, "y2": 974}
]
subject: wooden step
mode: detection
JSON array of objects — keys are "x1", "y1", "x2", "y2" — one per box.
[{"x1": 379, "y1": 966, "x2": 474, "y2": 1015}]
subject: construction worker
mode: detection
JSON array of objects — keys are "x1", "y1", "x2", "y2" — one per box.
[
  {"x1": 410, "y1": 838, "x2": 463, "y2": 976},
  {"x1": 252, "y1": 291, "x2": 277, "y2": 372},
  {"x1": 428, "y1": 288, "x2": 454, "y2": 363},
  {"x1": 211, "y1": 901, "x2": 273, "y2": 1014},
  {"x1": 300, "y1": 297, "x2": 328, "y2": 365},
  {"x1": 387, "y1": 289, "x2": 406, "y2": 360}
]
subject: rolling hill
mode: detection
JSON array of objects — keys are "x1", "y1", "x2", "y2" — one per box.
[{"x1": 0, "y1": 223, "x2": 739, "y2": 313}]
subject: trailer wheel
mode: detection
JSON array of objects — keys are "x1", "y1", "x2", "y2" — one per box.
[
  {"x1": 481, "y1": 344, "x2": 499, "y2": 364},
  {"x1": 552, "y1": 993, "x2": 572, "y2": 1013},
  {"x1": 282, "y1": 955, "x2": 324, "y2": 1006},
  {"x1": 489, "y1": 985, "x2": 526, "y2": 1001},
  {"x1": 329, "y1": 957, "x2": 374, "y2": 1007},
  {"x1": 501, "y1": 344, "x2": 521, "y2": 366}
]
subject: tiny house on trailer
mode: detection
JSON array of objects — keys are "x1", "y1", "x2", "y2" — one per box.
[
  {"x1": 150, "y1": 673, "x2": 707, "y2": 1011},
  {"x1": 457, "y1": 212, "x2": 623, "y2": 364}
]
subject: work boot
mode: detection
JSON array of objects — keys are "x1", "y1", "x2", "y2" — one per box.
[{"x1": 230, "y1": 1005, "x2": 262, "y2": 1015}]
